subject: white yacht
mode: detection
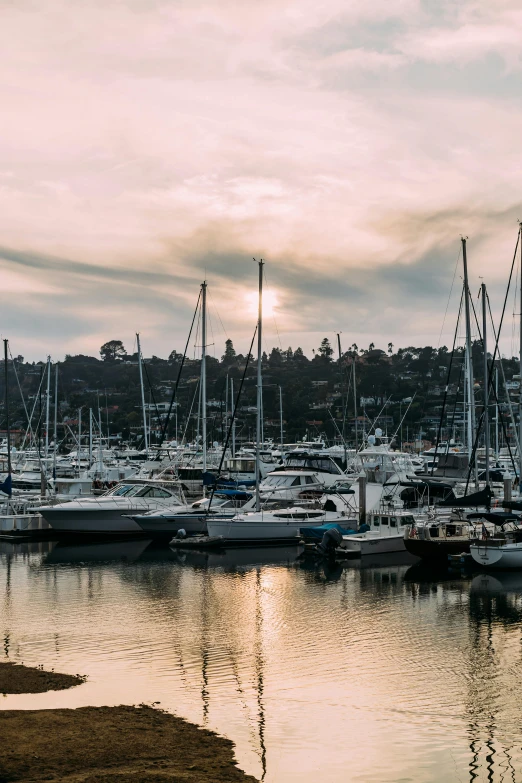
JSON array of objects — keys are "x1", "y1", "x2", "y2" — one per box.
[
  {"x1": 206, "y1": 484, "x2": 360, "y2": 543},
  {"x1": 259, "y1": 451, "x2": 346, "y2": 502},
  {"x1": 130, "y1": 496, "x2": 240, "y2": 537},
  {"x1": 36, "y1": 481, "x2": 182, "y2": 534},
  {"x1": 207, "y1": 507, "x2": 328, "y2": 543}
]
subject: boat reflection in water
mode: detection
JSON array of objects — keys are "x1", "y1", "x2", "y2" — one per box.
[{"x1": 4, "y1": 539, "x2": 522, "y2": 781}]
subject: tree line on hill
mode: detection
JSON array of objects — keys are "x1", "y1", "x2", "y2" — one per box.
[{"x1": 1, "y1": 337, "x2": 519, "y2": 449}]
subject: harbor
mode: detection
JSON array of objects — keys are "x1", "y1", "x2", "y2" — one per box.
[
  {"x1": 3, "y1": 538, "x2": 522, "y2": 782},
  {"x1": 4, "y1": 0, "x2": 522, "y2": 777}
]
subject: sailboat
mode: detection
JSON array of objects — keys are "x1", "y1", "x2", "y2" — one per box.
[
  {"x1": 207, "y1": 260, "x2": 317, "y2": 544},
  {"x1": 0, "y1": 340, "x2": 50, "y2": 540},
  {"x1": 404, "y1": 244, "x2": 496, "y2": 561}
]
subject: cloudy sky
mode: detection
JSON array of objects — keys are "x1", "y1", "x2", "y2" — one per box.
[{"x1": 1, "y1": 0, "x2": 522, "y2": 361}]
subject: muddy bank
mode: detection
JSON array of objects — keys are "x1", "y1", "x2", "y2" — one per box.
[
  {"x1": 0, "y1": 704, "x2": 258, "y2": 782},
  {"x1": 0, "y1": 662, "x2": 85, "y2": 694},
  {"x1": 0, "y1": 664, "x2": 258, "y2": 782}
]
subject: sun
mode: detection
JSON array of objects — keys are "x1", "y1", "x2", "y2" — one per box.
[{"x1": 245, "y1": 289, "x2": 279, "y2": 319}]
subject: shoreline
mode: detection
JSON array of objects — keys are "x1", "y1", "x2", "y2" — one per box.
[{"x1": 0, "y1": 663, "x2": 258, "y2": 783}]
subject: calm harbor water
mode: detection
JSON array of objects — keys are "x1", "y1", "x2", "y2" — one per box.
[{"x1": 2, "y1": 539, "x2": 522, "y2": 782}]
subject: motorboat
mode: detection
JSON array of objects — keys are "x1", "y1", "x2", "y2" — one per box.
[
  {"x1": 337, "y1": 510, "x2": 417, "y2": 556},
  {"x1": 36, "y1": 481, "x2": 183, "y2": 534},
  {"x1": 258, "y1": 450, "x2": 346, "y2": 503},
  {"x1": 207, "y1": 507, "x2": 331, "y2": 544},
  {"x1": 130, "y1": 496, "x2": 240, "y2": 538}
]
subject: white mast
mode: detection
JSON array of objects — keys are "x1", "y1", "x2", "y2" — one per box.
[
  {"x1": 231, "y1": 377, "x2": 236, "y2": 458},
  {"x1": 353, "y1": 355, "x2": 358, "y2": 451},
  {"x1": 53, "y1": 362, "x2": 58, "y2": 480},
  {"x1": 519, "y1": 223, "x2": 522, "y2": 489},
  {"x1": 462, "y1": 238, "x2": 478, "y2": 486},
  {"x1": 201, "y1": 281, "x2": 207, "y2": 474},
  {"x1": 97, "y1": 394, "x2": 103, "y2": 473},
  {"x1": 494, "y1": 367, "x2": 499, "y2": 459},
  {"x1": 256, "y1": 259, "x2": 264, "y2": 512},
  {"x1": 44, "y1": 356, "x2": 51, "y2": 466},
  {"x1": 279, "y1": 385, "x2": 284, "y2": 453},
  {"x1": 482, "y1": 283, "x2": 490, "y2": 486},
  {"x1": 136, "y1": 333, "x2": 148, "y2": 456},
  {"x1": 78, "y1": 407, "x2": 82, "y2": 477},
  {"x1": 89, "y1": 408, "x2": 93, "y2": 468}
]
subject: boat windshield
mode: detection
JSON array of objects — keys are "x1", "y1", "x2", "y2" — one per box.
[
  {"x1": 263, "y1": 475, "x2": 295, "y2": 487},
  {"x1": 227, "y1": 459, "x2": 255, "y2": 472},
  {"x1": 284, "y1": 456, "x2": 339, "y2": 474},
  {"x1": 107, "y1": 484, "x2": 173, "y2": 499},
  {"x1": 108, "y1": 484, "x2": 136, "y2": 497}
]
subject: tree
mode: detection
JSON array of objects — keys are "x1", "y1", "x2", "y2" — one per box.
[
  {"x1": 317, "y1": 338, "x2": 333, "y2": 362},
  {"x1": 269, "y1": 347, "x2": 283, "y2": 367},
  {"x1": 100, "y1": 340, "x2": 126, "y2": 362},
  {"x1": 368, "y1": 342, "x2": 375, "y2": 352},
  {"x1": 168, "y1": 349, "x2": 182, "y2": 363},
  {"x1": 388, "y1": 342, "x2": 394, "y2": 355},
  {"x1": 222, "y1": 339, "x2": 236, "y2": 365}
]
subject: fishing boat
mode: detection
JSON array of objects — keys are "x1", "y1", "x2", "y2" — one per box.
[{"x1": 337, "y1": 510, "x2": 417, "y2": 556}]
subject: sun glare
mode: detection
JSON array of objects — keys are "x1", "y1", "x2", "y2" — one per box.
[{"x1": 245, "y1": 289, "x2": 279, "y2": 318}]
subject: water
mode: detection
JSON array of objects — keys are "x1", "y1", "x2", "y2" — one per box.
[{"x1": 2, "y1": 539, "x2": 522, "y2": 782}]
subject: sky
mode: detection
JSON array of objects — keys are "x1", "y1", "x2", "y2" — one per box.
[{"x1": 1, "y1": 0, "x2": 522, "y2": 362}]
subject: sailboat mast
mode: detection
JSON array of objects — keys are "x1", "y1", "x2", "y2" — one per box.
[
  {"x1": 136, "y1": 333, "x2": 148, "y2": 456},
  {"x1": 462, "y1": 238, "x2": 477, "y2": 484},
  {"x1": 231, "y1": 377, "x2": 236, "y2": 458},
  {"x1": 494, "y1": 367, "x2": 499, "y2": 457},
  {"x1": 89, "y1": 408, "x2": 93, "y2": 467},
  {"x1": 78, "y1": 407, "x2": 82, "y2": 477},
  {"x1": 519, "y1": 222, "x2": 522, "y2": 489},
  {"x1": 337, "y1": 333, "x2": 347, "y2": 466},
  {"x1": 482, "y1": 283, "x2": 490, "y2": 486},
  {"x1": 256, "y1": 259, "x2": 264, "y2": 512},
  {"x1": 53, "y1": 362, "x2": 58, "y2": 480},
  {"x1": 4, "y1": 340, "x2": 11, "y2": 478},
  {"x1": 201, "y1": 281, "x2": 207, "y2": 474},
  {"x1": 45, "y1": 355, "x2": 51, "y2": 465},
  {"x1": 279, "y1": 385, "x2": 284, "y2": 454},
  {"x1": 353, "y1": 355, "x2": 358, "y2": 452}
]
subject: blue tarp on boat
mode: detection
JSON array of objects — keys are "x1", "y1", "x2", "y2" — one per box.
[{"x1": 300, "y1": 522, "x2": 357, "y2": 540}]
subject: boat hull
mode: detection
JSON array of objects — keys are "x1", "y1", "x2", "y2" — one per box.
[
  {"x1": 340, "y1": 534, "x2": 406, "y2": 556},
  {"x1": 404, "y1": 537, "x2": 469, "y2": 561},
  {"x1": 470, "y1": 543, "x2": 522, "y2": 569},
  {"x1": 133, "y1": 514, "x2": 235, "y2": 537},
  {"x1": 206, "y1": 518, "x2": 301, "y2": 543},
  {"x1": 38, "y1": 507, "x2": 142, "y2": 534}
]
